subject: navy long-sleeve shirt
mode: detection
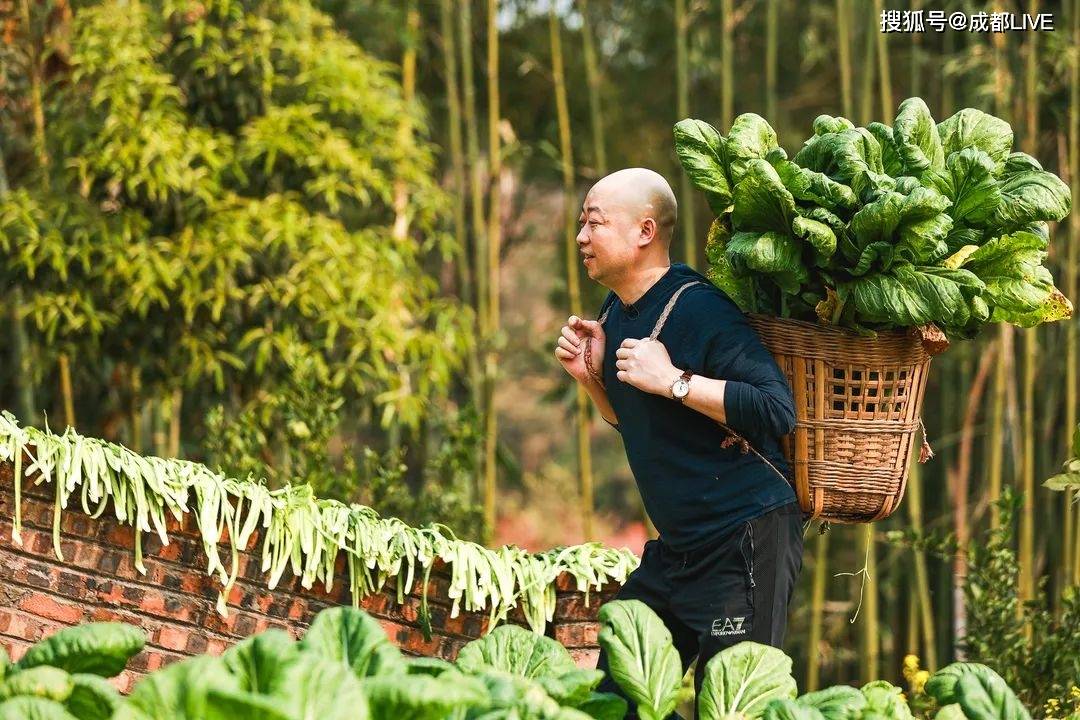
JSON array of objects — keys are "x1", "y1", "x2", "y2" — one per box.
[{"x1": 599, "y1": 263, "x2": 798, "y2": 552}]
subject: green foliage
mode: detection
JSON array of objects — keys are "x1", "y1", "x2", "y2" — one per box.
[
  {"x1": 675, "y1": 99, "x2": 1073, "y2": 339},
  {"x1": 596, "y1": 599, "x2": 683, "y2": 720},
  {"x1": 698, "y1": 643, "x2": 798, "y2": 719},
  {"x1": 1044, "y1": 423, "x2": 1080, "y2": 500},
  {"x1": 457, "y1": 625, "x2": 577, "y2": 679},
  {"x1": 203, "y1": 364, "x2": 484, "y2": 535},
  {"x1": 14, "y1": 624, "x2": 145, "y2": 678},
  {"x1": 298, "y1": 607, "x2": 405, "y2": 678},
  {"x1": 2, "y1": 0, "x2": 471, "y2": 452},
  {"x1": 794, "y1": 686, "x2": 866, "y2": 720},
  {"x1": 6, "y1": 602, "x2": 1056, "y2": 720},
  {"x1": 957, "y1": 491, "x2": 1080, "y2": 714},
  {"x1": 924, "y1": 664, "x2": 1031, "y2": 720}
]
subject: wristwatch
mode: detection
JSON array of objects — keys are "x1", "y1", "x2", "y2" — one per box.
[{"x1": 670, "y1": 369, "x2": 693, "y2": 402}]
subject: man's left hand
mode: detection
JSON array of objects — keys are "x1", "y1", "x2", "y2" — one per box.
[{"x1": 615, "y1": 338, "x2": 681, "y2": 396}]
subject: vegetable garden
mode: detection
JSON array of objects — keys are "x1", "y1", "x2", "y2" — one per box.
[{"x1": 0, "y1": 601, "x2": 1056, "y2": 719}]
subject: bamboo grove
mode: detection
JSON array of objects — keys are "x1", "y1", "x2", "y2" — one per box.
[{"x1": 1, "y1": 0, "x2": 1079, "y2": 696}]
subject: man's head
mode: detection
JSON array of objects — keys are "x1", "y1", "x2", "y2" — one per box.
[{"x1": 576, "y1": 167, "x2": 677, "y2": 286}]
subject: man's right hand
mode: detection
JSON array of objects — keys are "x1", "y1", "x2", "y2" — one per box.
[{"x1": 555, "y1": 315, "x2": 606, "y2": 384}]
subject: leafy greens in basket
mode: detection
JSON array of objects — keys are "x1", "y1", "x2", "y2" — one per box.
[{"x1": 675, "y1": 97, "x2": 1073, "y2": 340}]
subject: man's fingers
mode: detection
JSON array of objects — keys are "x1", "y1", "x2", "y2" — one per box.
[
  {"x1": 577, "y1": 319, "x2": 601, "y2": 334},
  {"x1": 561, "y1": 326, "x2": 581, "y2": 346},
  {"x1": 557, "y1": 336, "x2": 580, "y2": 354},
  {"x1": 616, "y1": 370, "x2": 628, "y2": 382},
  {"x1": 615, "y1": 347, "x2": 631, "y2": 359},
  {"x1": 620, "y1": 338, "x2": 641, "y2": 348},
  {"x1": 554, "y1": 346, "x2": 575, "y2": 361}
]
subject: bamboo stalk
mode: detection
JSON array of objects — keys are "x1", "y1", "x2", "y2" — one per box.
[
  {"x1": 460, "y1": 0, "x2": 488, "y2": 507},
  {"x1": 392, "y1": 1, "x2": 420, "y2": 242},
  {"x1": 907, "y1": 448, "x2": 938, "y2": 670},
  {"x1": 1019, "y1": 328, "x2": 1037, "y2": 608},
  {"x1": 941, "y1": 7, "x2": 954, "y2": 114},
  {"x1": 168, "y1": 387, "x2": 182, "y2": 458},
  {"x1": 952, "y1": 340, "x2": 997, "y2": 658},
  {"x1": 836, "y1": 0, "x2": 853, "y2": 119},
  {"x1": 988, "y1": 330, "x2": 1011, "y2": 529},
  {"x1": 441, "y1": 0, "x2": 472, "y2": 305},
  {"x1": 872, "y1": 0, "x2": 892, "y2": 119},
  {"x1": 909, "y1": 0, "x2": 922, "y2": 98},
  {"x1": 460, "y1": 0, "x2": 488, "y2": 342},
  {"x1": 129, "y1": 366, "x2": 142, "y2": 453},
  {"x1": 580, "y1": 0, "x2": 606, "y2": 177},
  {"x1": 860, "y1": 524, "x2": 879, "y2": 683},
  {"x1": 1018, "y1": 0, "x2": 1040, "y2": 611},
  {"x1": 482, "y1": 0, "x2": 501, "y2": 542},
  {"x1": 858, "y1": 0, "x2": 875, "y2": 126},
  {"x1": 1068, "y1": 0, "x2": 1080, "y2": 586},
  {"x1": 58, "y1": 354, "x2": 75, "y2": 429},
  {"x1": 806, "y1": 529, "x2": 829, "y2": 691},
  {"x1": 442, "y1": 0, "x2": 482, "y2": 423},
  {"x1": 550, "y1": 5, "x2": 595, "y2": 540},
  {"x1": 20, "y1": 0, "x2": 48, "y2": 171},
  {"x1": 676, "y1": 0, "x2": 697, "y2": 267},
  {"x1": 765, "y1": 0, "x2": 778, "y2": 122},
  {"x1": 720, "y1": 0, "x2": 733, "y2": 130}
]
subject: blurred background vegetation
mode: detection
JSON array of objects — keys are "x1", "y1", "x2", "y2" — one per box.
[{"x1": 1, "y1": 0, "x2": 1078, "y2": 702}]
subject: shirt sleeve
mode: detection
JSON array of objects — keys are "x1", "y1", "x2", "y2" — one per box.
[{"x1": 703, "y1": 308, "x2": 796, "y2": 440}]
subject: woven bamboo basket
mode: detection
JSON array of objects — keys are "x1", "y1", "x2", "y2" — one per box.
[{"x1": 746, "y1": 314, "x2": 934, "y2": 523}]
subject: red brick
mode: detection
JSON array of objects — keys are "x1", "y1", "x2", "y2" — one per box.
[
  {"x1": 156, "y1": 626, "x2": 190, "y2": 652},
  {"x1": 19, "y1": 592, "x2": 85, "y2": 624}
]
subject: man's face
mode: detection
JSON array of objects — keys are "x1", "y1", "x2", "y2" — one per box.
[{"x1": 576, "y1": 189, "x2": 639, "y2": 285}]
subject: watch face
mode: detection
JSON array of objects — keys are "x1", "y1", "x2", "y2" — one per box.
[{"x1": 673, "y1": 379, "x2": 689, "y2": 398}]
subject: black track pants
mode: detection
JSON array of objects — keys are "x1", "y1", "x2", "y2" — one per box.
[{"x1": 595, "y1": 501, "x2": 805, "y2": 720}]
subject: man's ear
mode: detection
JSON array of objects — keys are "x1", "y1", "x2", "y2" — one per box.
[{"x1": 638, "y1": 217, "x2": 657, "y2": 246}]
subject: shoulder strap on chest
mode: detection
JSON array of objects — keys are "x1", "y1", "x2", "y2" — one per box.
[
  {"x1": 596, "y1": 280, "x2": 705, "y2": 333},
  {"x1": 648, "y1": 281, "x2": 705, "y2": 340}
]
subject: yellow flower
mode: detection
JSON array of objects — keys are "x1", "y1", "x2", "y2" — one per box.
[
  {"x1": 912, "y1": 670, "x2": 930, "y2": 695},
  {"x1": 1070, "y1": 686, "x2": 1080, "y2": 699},
  {"x1": 902, "y1": 654, "x2": 920, "y2": 682}
]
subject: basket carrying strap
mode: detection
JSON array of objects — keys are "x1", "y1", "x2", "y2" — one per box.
[{"x1": 592, "y1": 279, "x2": 795, "y2": 491}]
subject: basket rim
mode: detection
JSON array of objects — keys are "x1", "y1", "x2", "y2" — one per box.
[{"x1": 744, "y1": 312, "x2": 920, "y2": 342}]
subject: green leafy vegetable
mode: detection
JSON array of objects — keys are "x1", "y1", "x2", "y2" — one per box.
[
  {"x1": 63, "y1": 674, "x2": 121, "y2": 720},
  {"x1": 675, "y1": 96, "x2": 1073, "y2": 339},
  {"x1": 222, "y1": 630, "x2": 299, "y2": 694},
  {"x1": 762, "y1": 698, "x2": 827, "y2": 720},
  {"x1": 596, "y1": 600, "x2": 683, "y2": 720},
  {"x1": 795, "y1": 685, "x2": 867, "y2": 720},
  {"x1": 15, "y1": 623, "x2": 145, "y2": 678},
  {"x1": 0, "y1": 697, "x2": 79, "y2": 720},
  {"x1": 860, "y1": 681, "x2": 913, "y2": 720},
  {"x1": 698, "y1": 642, "x2": 797, "y2": 719},
  {"x1": 0, "y1": 666, "x2": 73, "y2": 702},
  {"x1": 363, "y1": 674, "x2": 488, "y2": 720},
  {"x1": 925, "y1": 663, "x2": 1031, "y2": 720},
  {"x1": 457, "y1": 625, "x2": 576, "y2": 680}
]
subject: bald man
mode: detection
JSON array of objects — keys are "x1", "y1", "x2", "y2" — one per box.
[{"x1": 555, "y1": 168, "x2": 804, "y2": 719}]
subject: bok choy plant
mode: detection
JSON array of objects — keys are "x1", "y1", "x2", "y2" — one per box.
[{"x1": 676, "y1": 98, "x2": 1073, "y2": 340}]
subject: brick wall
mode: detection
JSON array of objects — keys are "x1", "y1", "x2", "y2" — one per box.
[{"x1": 0, "y1": 460, "x2": 621, "y2": 691}]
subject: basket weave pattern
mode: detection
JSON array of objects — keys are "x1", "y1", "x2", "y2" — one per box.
[{"x1": 747, "y1": 314, "x2": 932, "y2": 523}]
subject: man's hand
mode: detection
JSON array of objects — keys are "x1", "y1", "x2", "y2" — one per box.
[
  {"x1": 615, "y1": 338, "x2": 681, "y2": 396},
  {"x1": 555, "y1": 315, "x2": 606, "y2": 384}
]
